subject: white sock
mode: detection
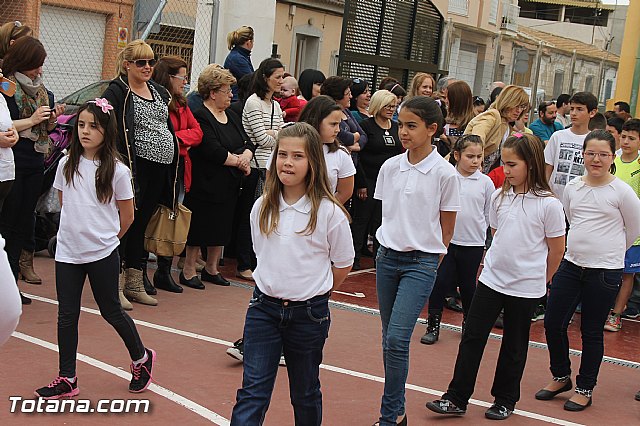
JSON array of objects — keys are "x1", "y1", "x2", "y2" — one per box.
[
  {"x1": 66, "y1": 377, "x2": 76, "y2": 383},
  {"x1": 133, "y1": 351, "x2": 148, "y2": 367}
]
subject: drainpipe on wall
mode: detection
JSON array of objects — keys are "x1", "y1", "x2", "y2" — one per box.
[{"x1": 567, "y1": 49, "x2": 577, "y2": 94}]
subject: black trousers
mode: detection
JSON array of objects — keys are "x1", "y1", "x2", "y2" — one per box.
[
  {"x1": 0, "y1": 167, "x2": 43, "y2": 279},
  {"x1": 443, "y1": 282, "x2": 537, "y2": 411},
  {"x1": 120, "y1": 157, "x2": 169, "y2": 270},
  {"x1": 428, "y1": 244, "x2": 483, "y2": 314},
  {"x1": 233, "y1": 168, "x2": 258, "y2": 272},
  {"x1": 56, "y1": 249, "x2": 145, "y2": 377},
  {"x1": 350, "y1": 178, "x2": 381, "y2": 259}
]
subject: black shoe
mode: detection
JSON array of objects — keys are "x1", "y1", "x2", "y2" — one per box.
[
  {"x1": 420, "y1": 312, "x2": 441, "y2": 345},
  {"x1": 21, "y1": 292, "x2": 32, "y2": 305},
  {"x1": 445, "y1": 297, "x2": 463, "y2": 312},
  {"x1": 485, "y1": 404, "x2": 513, "y2": 420},
  {"x1": 201, "y1": 269, "x2": 230, "y2": 286},
  {"x1": 535, "y1": 379, "x2": 573, "y2": 400},
  {"x1": 153, "y1": 256, "x2": 183, "y2": 293},
  {"x1": 635, "y1": 390, "x2": 640, "y2": 401},
  {"x1": 564, "y1": 397, "x2": 592, "y2": 411},
  {"x1": 179, "y1": 271, "x2": 205, "y2": 289},
  {"x1": 140, "y1": 260, "x2": 157, "y2": 295},
  {"x1": 352, "y1": 258, "x2": 361, "y2": 271},
  {"x1": 226, "y1": 338, "x2": 244, "y2": 362},
  {"x1": 426, "y1": 399, "x2": 466, "y2": 415},
  {"x1": 494, "y1": 312, "x2": 504, "y2": 329},
  {"x1": 129, "y1": 348, "x2": 155, "y2": 393}
]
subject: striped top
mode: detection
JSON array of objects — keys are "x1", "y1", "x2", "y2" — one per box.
[{"x1": 242, "y1": 93, "x2": 284, "y2": 168}]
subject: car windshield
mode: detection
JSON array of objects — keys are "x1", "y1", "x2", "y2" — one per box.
[{"x1": 61, "y1": 81, "x2": 110, "y2": 106}]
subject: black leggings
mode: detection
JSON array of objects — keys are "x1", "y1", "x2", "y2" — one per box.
[
  {"x1": 428, "y1": 244, "x2": 484, "y2": 315},
  {"x1": 56, "y1": 249, "x2": 145, "y2": 377},
  {"x1": 120, "y1": 157, "x2": 170, "y2": 270}
]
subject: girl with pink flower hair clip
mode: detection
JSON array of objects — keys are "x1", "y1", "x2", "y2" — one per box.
[{"x1": 34, "y1": 99, "x2": 156, "y2": 400}]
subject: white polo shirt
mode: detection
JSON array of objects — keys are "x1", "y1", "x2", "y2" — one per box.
[
  {"x1": 563, "y1": 176, "x2": 640, "y2": 269},
  {"x1": 480, "y1": 188, "x2": 566, "y2": 298},
  {"x1": 374, "y1": 148, "x2": 461, "y2": 254},
  {"x1": 250, "y1": 194, "x2": 354, "y2": 301},
  {"x1": 451, "y1": 169, "x2": 495, "y2": 247},
  {"x1": 0, "y1": 95, "x2": 15, "y2": 182}
]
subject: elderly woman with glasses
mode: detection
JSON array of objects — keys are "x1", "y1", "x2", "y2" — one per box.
[
  {"x1": 464, "y1": 85, "x2": 529, "y2": 173},
  {"x1": 350, "y1": 90, "x2": 402, "y2": 270},
  {"x1": 102, "y1": 39, "x2": 179, "y2": 308},
  {"x1": 179, "y1": 65, "x2": 255, "y2": 290}
]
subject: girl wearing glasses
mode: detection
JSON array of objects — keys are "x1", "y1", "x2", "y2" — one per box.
[
  {"x1": 102, "y1": 39, "x2": 178, "y2": 309},
  {"x1": 538, "y1": 130, "x2": 640, "y2": 411}
]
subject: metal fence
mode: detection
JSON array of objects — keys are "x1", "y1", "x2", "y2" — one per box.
[{"x1": 0, "y1": 0, "x2": 215, "y2": 102}]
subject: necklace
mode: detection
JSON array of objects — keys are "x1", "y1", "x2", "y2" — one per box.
[{"x1": 377, "y1": 118, "x2": 391, "y2": 135}]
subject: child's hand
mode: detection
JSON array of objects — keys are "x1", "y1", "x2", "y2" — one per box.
[
  {"x1": 282, "y1": 110, "x2": 287, "y2": 118},
  {"x1": 0, "y1": 128, "x2": 18, "y2": 148}
]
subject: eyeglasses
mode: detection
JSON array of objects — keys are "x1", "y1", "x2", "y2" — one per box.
[
  {"x1": 383, "y1": 104, "x2": 397, "y2": 110},
  {"x1": 215, "y1": 88, "x2": 233, "y2": 94},
  {"x1": 515, "y1": 103, "x2": 529, "y2": 110},
  {"x1": 170, "y1": 74, "x2": 188, "y2": 81},
  {"x1": 584, "y1": 151, "x2": 613, "y2": 160},
  {"x1": 131, "y1": 59, "x2": 157, "y2": 68}
]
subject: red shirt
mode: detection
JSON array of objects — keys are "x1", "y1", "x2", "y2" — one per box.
[
  {"x1": 279, "y1": 96, "x2": 307, "y2": 122},
  {"x1": 170, "y1": 104, "x2": 203, "y2": 192},
  {"x1": 487, "y1": 166, "x2": 505, "y2": 189}
]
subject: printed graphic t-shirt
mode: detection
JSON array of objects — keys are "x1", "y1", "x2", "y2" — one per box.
[{"x1": 544, "y1": 128, "x2": 588, "y2": 200}]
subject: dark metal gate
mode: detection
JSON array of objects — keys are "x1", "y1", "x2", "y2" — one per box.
[{"x1": 338, "y1": 0, "x2": 445, "y2": 89}]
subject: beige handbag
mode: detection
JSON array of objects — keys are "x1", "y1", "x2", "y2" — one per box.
[{"x1": 144, "y1": 142, "x2": 192, "y2": 256}]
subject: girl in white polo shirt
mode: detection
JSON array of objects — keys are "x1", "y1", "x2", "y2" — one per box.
[
  {"x1": 373, "y1": 96, "x2": 461, "y2": 426},
  {"x1": 421, "y1": 134, "x2": 494, "y2": 345},
  {"x1": 538, "y1": 130, "x2": 640, "y2": 411},
  {"x1": 230, "y1": 123, "x2": 354, "y2": 426},
  {"x1": 427, "y1": 133, "x2": 566, "y2": 420},
  {"x1": 34, "y1": 100, "x2": 155, "y2": 399}
]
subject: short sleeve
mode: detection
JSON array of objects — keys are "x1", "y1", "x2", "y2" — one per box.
[
  {"x1": 114, "y1": 162, "x2": 134, "y2": 201},
  {"x1": 544, "y1": 133, "x2": 558, "y2": 166},
  {"x1": 250, "y1": 197, "x2": 264, "y2": 254},
  {"x1": 373, "y1": 162, "x2": 386, "y2": 201},
  {"x1": 561, "y1": 183, "x2": 572, "y2": 223},
  {"x1": 52, "y1": 156, "x2": 67, "y2": 191},
  {"x1": 483, "y1": 178, "x2": 494, "y2": 228},
  {"x1": 326, "y1": 204, "x2": 355, "y2": 268},
  {"x1": 439, "y1": 170, "x2": 461, "y2": 212},
  {"x1": 337, "y1": 149, "x2": 356, "y2": 178},
  {"x1": 544, "y1": 197, "x2": 567, "y2": 238},
  {"x1": 489, "y1": 189, "x2": 501, "y2": 229}
]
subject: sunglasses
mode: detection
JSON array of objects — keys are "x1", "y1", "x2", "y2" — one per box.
[{"x1": 131, "y1": 58, "x2": 157, "y2": 68}]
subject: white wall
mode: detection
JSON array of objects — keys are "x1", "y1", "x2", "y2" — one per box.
[{"x1": 518, "y1": 17, "x2": 608, "y2": 49}]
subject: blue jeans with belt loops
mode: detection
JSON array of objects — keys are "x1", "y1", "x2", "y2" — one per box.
[
  {"x1": 230, "y1": 287, "x2": 331, "y2": 426},
  {"x1": 375, "y1": 246, "x2": 439, "y2": 425}
]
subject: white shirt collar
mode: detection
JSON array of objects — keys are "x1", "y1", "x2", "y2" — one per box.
[
  {"x1": 279, "y1": 193, "x2": 312, "y2": 214},
  {"x1": 459, "y1": 169, "x2": 482, "y2": 180},
  {"x1": 399, "y1": 146, "x2": 439, "y2": 174}
]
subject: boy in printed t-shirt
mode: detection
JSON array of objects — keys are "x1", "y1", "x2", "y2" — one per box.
[
  {"x1": 544, "y1": 92, "x2": 598, "y2": 201},
  {"x1": 605, "y1": 118, "x2": 640, "y2": 332}
]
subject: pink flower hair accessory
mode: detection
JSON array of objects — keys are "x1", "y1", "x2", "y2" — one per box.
[
  {"x1": 89, "y1": 98, "x2": 114, "y2": 114},
  {"x1": 512, "y1": 132, "x2": 523, "y2": 138}
]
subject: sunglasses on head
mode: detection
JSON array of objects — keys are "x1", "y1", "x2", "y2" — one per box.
[{"x1": 131, "y1": 58, "x2": 157, "y2": 68}]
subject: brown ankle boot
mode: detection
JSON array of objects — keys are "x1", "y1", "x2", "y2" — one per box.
[
  {"x1": 124, "y1": 268, "x2": 158, "y2": 306},
  {"x1": 118, "y1": 270, "x2": 133, "y2": 311},
  {"x1": 19, "y1": 250, "x2": 42, "y2": 284}
]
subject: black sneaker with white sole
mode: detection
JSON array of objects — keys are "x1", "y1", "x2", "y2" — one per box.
[
  {"x1": 34, "y1": 376, "x2": 79, "y2": 399},
  {"x1": 426, "y1": 399, "x2": 466, "y2": 415},
  {"x1": 485, "y1": 404, "x2": 513, "y2": 420},
  {"x1": 226, "y1": 338, "x2": 244, "y2": 362}
]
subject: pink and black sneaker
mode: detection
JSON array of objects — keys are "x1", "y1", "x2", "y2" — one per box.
[
  {"x1": 129, "y1": 348, "x2": 156, "y2": 393},
  {"x1": 34, "y1": 376, "x2": 79, "y2": 399}
]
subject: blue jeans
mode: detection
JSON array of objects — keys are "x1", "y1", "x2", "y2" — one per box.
[
  {"x1": 230, "y1": 288, "x2": 330, "y2": 426},
  {"x1": 544, "y1": 259, "x2": 622, "y2": 390},
  {"x1": 375, "y1": 246, "x2": 438, "y2": 425}
]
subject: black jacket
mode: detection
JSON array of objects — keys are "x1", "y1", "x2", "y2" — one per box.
[{"x1": 102, "y1": 76, "x2": 179, "y2": 207}]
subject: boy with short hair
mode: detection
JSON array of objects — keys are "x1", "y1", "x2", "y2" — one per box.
[
  {"x1": 606, "y1": 116, "x2": 625, "y2": 154},
  {"x1": 555, "y1": 94, "x2": 571, "y2": 129},
  {"x1": 545, "y1": 92, "x2": 598, "y2": 200},
  {"x1": 605, "y1": 118, "x2": 640, "y2": 333}
]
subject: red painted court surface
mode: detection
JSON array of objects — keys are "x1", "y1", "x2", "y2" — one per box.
[{"x1": 2, "y1": 253, "x2": 639, "y2": 425}]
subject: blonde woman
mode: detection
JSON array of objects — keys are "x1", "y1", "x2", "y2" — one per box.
[
  {"x1": 464, "y1": 84, "x2": 529, "y2": 173},
  {"x1": 223, "y1": 25, "x2": 254, "y2": 100},
  {"x1": 408, "y1": 72, "x2": 436, "y2": 99},
  {"x1": 102, "y1": 39, "x2": 179, "y2": 308}
]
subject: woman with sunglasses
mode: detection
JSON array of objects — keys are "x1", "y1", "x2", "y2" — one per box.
[{"x1": 103, "y1": 39, "x2": 179, "y2": 309}]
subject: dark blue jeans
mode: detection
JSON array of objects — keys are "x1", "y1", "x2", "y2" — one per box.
[
  {"x1": 230, "y1": 287, "x2": 330, "y2": 426},
  {"x1": 375, "y1": 246, "x2": 438, "y2": 425},
  {"x1": 544, "y1": 259, "x2": 622, "y2": 390}
]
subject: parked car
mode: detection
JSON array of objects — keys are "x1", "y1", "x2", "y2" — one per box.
[{"x1": 59, "y1": 80, "x2": 110, "y2": 115}]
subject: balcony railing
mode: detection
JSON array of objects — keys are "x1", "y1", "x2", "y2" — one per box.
[
  {"x1": 501, "y1": 3, "x2": 520, "y2": 33},
  {"x1": 448, "y1": 0, "x2": 468, "y2": 16}
]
